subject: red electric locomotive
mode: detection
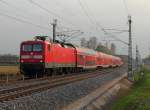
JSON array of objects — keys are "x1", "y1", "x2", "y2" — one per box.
[
  {"x1": 20, "y1": 36, "x2": 77, "y2": 76},
  {"x1": 20, "y1": 36, "x2": 123, "y2": 77}
]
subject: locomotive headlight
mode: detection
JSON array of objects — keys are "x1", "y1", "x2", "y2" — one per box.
[
  {"x1": 33, "y1": 55, "x2": 43, "y2": 59},
  {"x1": 21, "y1": 55, "x2": 30, "y2": 59}
]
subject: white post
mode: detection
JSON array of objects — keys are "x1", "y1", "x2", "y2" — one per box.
[{"x1": 6, "y1": 74, "x2": 8, "y2": 83}]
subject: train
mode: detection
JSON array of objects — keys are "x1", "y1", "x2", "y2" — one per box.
[{"x1": 20, "y1": 36, "x2": 123, "y2": 77}]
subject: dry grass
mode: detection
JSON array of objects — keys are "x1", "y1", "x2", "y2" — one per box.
[{"x1": 0, "y1": 66, "x2": 19, "y2": 74}]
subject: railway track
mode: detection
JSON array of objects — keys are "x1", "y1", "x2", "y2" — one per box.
[{"x1": 0, "y1": 68, "x2": 122, "y2": 102}]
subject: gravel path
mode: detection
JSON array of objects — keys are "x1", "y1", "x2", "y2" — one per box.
[{"x1": 0, "y1": 68, "x2": 127, "y2": 110}]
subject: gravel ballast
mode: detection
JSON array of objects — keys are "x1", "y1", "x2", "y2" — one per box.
[{"x1": 0, "y1": 68, "x2": 127, "y2": 110}]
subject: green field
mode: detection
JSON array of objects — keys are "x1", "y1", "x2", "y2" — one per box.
[{"x1": 109, "y1": 67, "x2": 150, "y2": 110}]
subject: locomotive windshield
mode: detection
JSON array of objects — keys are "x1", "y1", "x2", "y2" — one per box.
[
  {"x1": 22, "y1": 44, "x2": 42, "y2": 52},
  {"x1": 33, "y1": 44, "x2": 42, "y2": 52},
  {"x1": 22, "y1": 44, "x2": 32, "y2": 52}
]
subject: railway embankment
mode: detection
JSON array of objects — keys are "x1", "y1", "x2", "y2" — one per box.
[
  {"x1": 108, "y1": 66, "x2": 150, "y2": 110},
  {"x1": 63, "y1": 73, "x2": 132, "y2": 110},
  {"x1": 0, "y1": 67, "x2": 127, "y2": 110}
]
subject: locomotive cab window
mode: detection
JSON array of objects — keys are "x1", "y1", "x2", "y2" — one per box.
[
  {"x1": 22, "y1": 44, "x2": 42, "y2": 52},
  {"x1": 33, "y1": 44, "x2": 42, "y2": 52},
  {"x1": 22, "y1": 44, "x2": 32, "y2": 52}
]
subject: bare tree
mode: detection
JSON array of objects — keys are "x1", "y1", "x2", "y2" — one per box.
[
  {"x1": 96, "y1": 42, "x2": 113, "y2": 54},
  {"x1": 87, "y1": 37, "x2": 97, "y2": 49},
  {"x1": 80, "y1": 37, "x2": 87, "y2": 47}
]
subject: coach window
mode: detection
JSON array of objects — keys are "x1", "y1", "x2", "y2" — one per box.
[{"x1": 79, "y1": 55, "x2": 84, "y2": 60}]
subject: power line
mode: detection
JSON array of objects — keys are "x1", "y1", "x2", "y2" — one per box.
[
  {"x1": 0, "y1": 0, "x2": 26, "y2": 13},
  {"x1": 104, "y1": 28, "x2": 128, "y2": 34},
  {"x1": 0, "y1": 0, "x2": 50, "y2": 30},
  {"x1": 0, "y1": 12, "x2": 49, "y2": 30},
  {"x1": 78, "y1": 0, "x2": 128, "y2": 45},
  {"x1": 0, "y1": 0, "x2": 36, "y2": 18},
  {"x1": 108, "y1": 33, "x2": 128, "y2": 45},
  {"x1": 78, "y1": 0, "x2": 107, "y2": 35},
  {"x1": 77, "y1": 0, "x2": 108, "y2": 33},
  {"x1": 65, "y1": 31, "x2": 84, "y2": 42},
  {"x1": 0, "y1": 3, "x2": 30, "y2": 22},
  {"x1": 56, "y1": 29, "x2": 83, "y2": 42},
  {"x1": 28, "y1": 0, "x2": 79, "y2": 29},
  {"x1": 104, "y1": 28, "x2": 128, "y2": 32},
  {"x1": 78, "y1": 0, "x2": 96, "y2": 27},
  {"x1": 27, "y1": 0, "x2": 127, "y2": 46},
  {"x1": 0, "y1": 0, "x2": 12, "y2": 6},
  {"x1": 57, "y1": 24, "x2": 74, "y2": 32},
  {"x1": 123, "y1": 0, "x2": 130, "y2": 15},
  {"x1": 81, "y1": 0, "x2": 105, "y2": 30},
  {"x1": 28, "y1": 0, "x2": 61, "y2": 19},
  {"x1": 78, "y1": 0, "x2": 110, "y2": 41},
  {"x1": 0, "y1": 0, "x2": 129, "y2": 45}
]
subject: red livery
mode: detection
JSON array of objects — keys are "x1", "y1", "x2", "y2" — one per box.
[{"x1": 20, "y1": 36, "x2": 123, "y2": 77}]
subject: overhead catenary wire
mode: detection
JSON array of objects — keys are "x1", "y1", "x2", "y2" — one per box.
[
  {"x1": 28, "y1": 0, "x2": 61, "y2": 19},
  {"x1": 104, "y1": 28, "x2": 128, "y2": 32},
  {"x1": 78, "y1": 0, "x2": 128, "y2": 45},
  {"x1": 56, "y1": 29, "x2": 83, "y2": 42},
  {"x1": 0, "y1": 12, "x2": 50, "y2": 30},
  {"x1": 0, "y1": 0, "x2": 82, "y2": 39},
  {"x1": 0, "y1": 0, "x2": 31, "y2": 15},
  {"x1": 78, "y1": 0, "x2": 96, "y2": 27},
  {"x1": 28, "y1": 0, "x2": 83, "y2": 42},
  {"x1": 0, "y1": 0, "x2": 53, "y2": 31},
  {"x1": 29, "y1": 0, "x2": 128, "y2": 45},
  {"x1": 0, "y1": 0, "x2": 43, "y2": 20},
  {"x1": 78, "y1": 0, "x2": 111, "y2": 43},
  {"x1": 104, "y1": 28, "x2": 128, "y2": 35},
  {"x1": 77, "y1": 0, "x2": 108, "y2": 36},
  {"x1": 65, "y1": 31, "x2": 84, "y2": 42},
  {"x1": 28, "y1": 0, "x2": 80, "y2": 29},
  {"x1": 0, "y1": 1, "x2": 33, "y2": 23},
  {"x1": 0, "y1": 0, "x2": 13, "y2": 7},
  {"x1": 52, "y1": 0, "x2": 102, "y2": 37},
  {"x1": 102, "y1": 0, "x2": 131, "y2": 45},
  {"x1": 123, "y1": 0, "x2": 130, "y2": 16},
  {"x1": 0, "y1": 0, "x2": 129, "y2": 46},
  {"x1": 108, "y1": 33, "x2": 128, "y2": 45},
  {"x1": 81, "y1": 0, "x2": 105, "y2": 30}
]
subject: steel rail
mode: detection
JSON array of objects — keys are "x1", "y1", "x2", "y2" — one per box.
[{"x1": 0, "y1": 69, "x2": 116, "y2": 102}]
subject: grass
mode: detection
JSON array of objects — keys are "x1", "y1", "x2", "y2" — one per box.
[
  {"x1": 109, "y1": 67, "x2": 150, "y2": 110},
  {"x1": 0, "y1": 66, "x2": 19, "y2": 74}
]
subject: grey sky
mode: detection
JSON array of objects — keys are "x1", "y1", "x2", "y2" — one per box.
[{"x1": 0, "y1": 0, "x2": 149, "y2": 58}]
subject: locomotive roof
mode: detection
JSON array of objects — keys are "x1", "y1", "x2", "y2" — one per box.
[
  {"x1": 21, "y1": 40, "x2": 50, "y2": 44},
  {"x1": 21, "y1": 40, "x2": 121, "y2": 59}
]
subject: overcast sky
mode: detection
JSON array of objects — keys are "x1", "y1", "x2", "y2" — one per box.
[{"x1": 0, "y1": 0, "x2": 149, "y2": 58}]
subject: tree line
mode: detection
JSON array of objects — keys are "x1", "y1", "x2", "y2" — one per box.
[
  {"x1": 80, "y1": 37, "x2": 116, "y2": 55},
  {"x1": 0, "y1": 54, "x2": 19, "y2": 65}
]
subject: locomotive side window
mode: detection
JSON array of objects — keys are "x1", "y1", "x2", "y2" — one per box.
[
  {"x1": 33, "y1": 44, "x2": 42, "y2": 52},
  {"x1": 22, "y1": 44, "x2": 32, "y2": 52},
  {"x1": 48, "y1": 44, "x2": 50, "y2": 51}
]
